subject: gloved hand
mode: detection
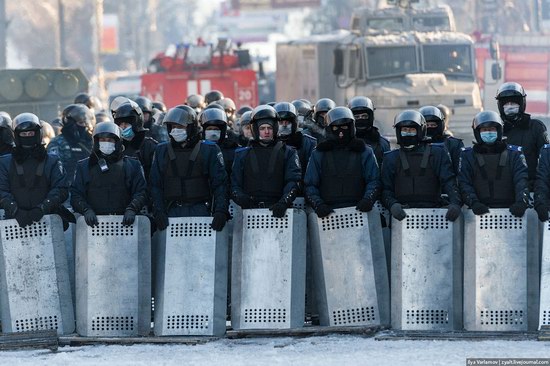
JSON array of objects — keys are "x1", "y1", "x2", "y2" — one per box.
[
  {"x1": 233, "y1": 194, "x2": 255, "y2": 209},
  {"x1": 471, "y1": 202, "x2": 490, "y2": 216},
  {"x1": 315, "y1": 203, "x2": 333, "y2": 218},
  {"x1": 15, "y1": 210, "x2": 32, "y2": 227},
  {"x1": 355, "y1": 198, "x2": 374, "y2": 212},
  {"x1": 211, "y1": 212, "x2": 228, "y2": 231},
  {"x1": 445, "y1": 204, "x2": 461, "y2": 222},
  {"x1": 509, "y1": 201, "x2": 528, "y2": 218},
  {"x1": 83, "y1": 209, "x2": 99, "y2": 227},
  {"x1": 154, "y1": 211, "x2": 169, "y2": 231},
  {"x1": 4, "y1": 200, "x2": 18, "y2": 218},
  {"x1": 270, "y1": 202, "x2": 288, "y2": 218},
  {"x1": 122, "y1": 209, "x2": 137, "y2": 226},
  {"x1": 535, "y1": 205, "x2": 550, "y2": 222},
  {"x1": 29, "y1": 207, "x2": 44, "y2": 223},
  {"x1": 390, "y1": 203, "x2": 407, "y2": 221}
]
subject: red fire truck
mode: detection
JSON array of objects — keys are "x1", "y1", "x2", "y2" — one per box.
[{"x1": 141, "y1": 39, "x2": 259, "y2": 108}]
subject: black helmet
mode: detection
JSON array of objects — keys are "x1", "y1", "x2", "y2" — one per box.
[
  {"x1": 313, "y1": 98, "x2": 336, "y2": 127},
  {"x1": 13, "y1": 113, "x2": 42, "y2": 147},
  {"x1": 92, "y1": 121, "x2": 123, "y2": 156},
  {"x1": 291, "y1": 99, "x2": 313, "y2": 117},
  {"x1": 204, "y1": 103, "x2": 225, "y2": 112},
  {"x1": 348, "y1": 96, "x2": 375, "y2": 131},
  {"x1": 152, "y1": 101, "x2": 167, "y2": 113},
  {"x1": 74, "y1": 92, "x2": 102, "y2": 112},
  {"x1": 110, "y1": 96, "x2": 131, "y2": 117},
  {"x1": 95, "y1": 111, "x2": 113, "y2": 124},
  {"x1": 419, "y1": 105, "x2": 445, "y2": 137},
  {"x1": 472, "y1": 110, "x2": 503, "y2": 144},
  {"x1": 239, "y1": 111, "x2": 252, "y2": 127},
  {"x1": 495, "y1": 82, "x2": 527, "y2": 120},
  {"x1": 274, "y1": 102, "x2": 298, "y2": 136},
  {"x1": 0, "y1": 112, "x2": 14, "y2": 148},
  {"x1": 62, "y1": 104, "x2": 95, "y2": 130},
  {"x1": 186, "y1": 94, "x2": 205, "y2": 110},
  {"x1": 220, "y1": 98, "x2": 236, "y2": 114},
  {"x1": 135, "y1": 96, "x2": 154, "y2": 114},
  {"x1": 113, "y1": 100, "x2": 145, "y2": 132},
  {"x1": 205, "y1": 90, "x2": 224, "y2": 105},
  {"x1": 164, "y1": 105, "x2": 200, "y2": 139},
  {"x1": 325, "y1": 107, "x2": 356, "y2": 138},
  {"x1": 393, "y1": 110, "x2": 426, "y2": 146},
  {"x1": 251, "y1": 105, "x2": 279, "y2": 140},
  {"x1": 236, "y1": 106, "x2": 253, "y2": 118},
  {"x1": 200, "y1": 108, "x2": 228, "y2": 142},
  {"x1": 0, "y1": 111, "x2": 12, "y2": 130}
]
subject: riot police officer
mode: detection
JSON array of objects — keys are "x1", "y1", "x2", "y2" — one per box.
[
  {"x1": 153, "y1": 101, "x2": 167, "y2": 113},
  {"x1": 150, "y1": 106, "x2": 229, "y2": 231},
  {"x1": 291, "y1": 99, "x2": 314, "y2": 130},
  {"x1": 234, "y1": 106, "x2": 253, "y2": 134},
  {"x1": 205, "y1": 90, "x2": 224, "y2": 105},
  {"x1": 237, "y1": 110, "x2": 253, "y2": 146},
  {"x1": 274, "y1": 102, "x2": 316, "y2": 179},
  {"x1": 135, "y1": 96, "x2": 167, "y2": 143},
  {"x1": 70, "y1": 122, "x2": 148, "y2": 226},
  {"x1": 112, "y1": 99, "x2": 158, "y2": 181},
  {"x1": 47, "y1": 104, "x2": 95, "y2": 183},
  {"x1": 200, "y1": 108, "x2": 239, "y2": 177},
  {"x1": 231, "y1": 105, "x2": 301, "y2": 217},
  {"x1": 0, "y1": 111, "x2": 14, "y2": 155},
  {"x1": 419, "y1": 105, "x2": 464, "y2": 175},
  {"x1": 305, "y1": 107, "x2": 380, "y2": 217},
  {"x1": 347, "y1": 96, "x2": 390, "y2": 167},
  {"x1": 496, "y1": 82, "x2": 549, "y2": 190},
  {"x1": 381, "y1": 110, "x2": 461, "y2": 221},
  {"x1": 0, "y1": 113, "x2": 71, "y2": 228},
  {"x1": 458, "y1": 111, "x2": 529, "y2": 217},
  {"x1": 74, "y1": 92, "x2": 102, "y2": 114},
  {"x1": 303, "y1": 98, "x2": 335, "y2": 141},
  {"x1": 186, "y1": 94, "x2": 205, "y2": 114}
]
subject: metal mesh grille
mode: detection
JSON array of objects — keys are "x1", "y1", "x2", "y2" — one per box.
[
  {"x1": 406, "y1": 309, "x2": 449, "y2": 324},
  {"x1": 91, "y1": 316, "x2": 135, "y2": 331},
  {"x1": 229, "y1": 201, "x2": 237, "y2": 217},
  {"x1": 15, "y1": 315, "x2": 58, "y2": 332},
  {"x1": 91, "y1": 222, "x2": 134, "y2": 236},
  {"x1": 4, "y1": 221, "x2": 48, "y2": 241},
  {"x1": 479, "y1": 215, "x2": 523, "y2": 230},
  {"x1": 332, "y1": 307, "x2": 376, "y2": 325},
  {"x1": 165, "y1": 315, "x2": 210, "y2": 330},
  {"x1": 243, "y1": 308, "x2": 287, "y2": 323},
  {"x1": 169, "y1": 222, "x2": 212, "y2": 237},
  {"x1": 543, "y1": 310, "x2": 550, "y2": 325},
  {"x1": 405, "y1": 214, "x2": 448, "y2": 230},
  {"x1": 480, "y1": 310, "x2": 524, "y2": 325},
  {"x1": 321, "y1": 211, "x2": 364, "y2": 231},
  {"x1": 246, "y1": 215, "x2": 289, "y2": 230}
]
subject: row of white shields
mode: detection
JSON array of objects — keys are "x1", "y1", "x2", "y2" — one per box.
[{"x1": 0, "y1": 203, "x2": 549, "y2": 336}]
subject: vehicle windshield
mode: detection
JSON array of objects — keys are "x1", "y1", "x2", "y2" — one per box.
[
  {"x1": 366, "y1": 17, "x2": 404, "y2": 32},
  {"x1": 412, "y1": 16, "x2": 451, "y2": 31},
  {"x1": 422, "y1": 44, "x2": 473, "y2": 77},
  {"x1": 366, "y1": 46, "x2": 418, "y2": 78}
]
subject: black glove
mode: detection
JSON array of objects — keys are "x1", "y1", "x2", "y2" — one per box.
[
  {"x1": 356, "y1": 198, "x2": 374, "y2": 212},
  {"x1": 83, "y1": 209, "x2": 99, "y2": 227},
  {"x1": 154, "y1": 211, "x2": 169, "y2": 231},
  {"x1": 211, "y1": 212, "x2": 228, "y2": 231},
  {"x1": 315, "y1": 203, "x2": 333, "y2": 218},
  {"x1": 28, "y1": 207, "x2": 44, "y2": 223},
  {"x1": 535, "y1": 205, "x2": 550, "y2": 222},
  {"x1": 390, "y1": 203, "x2": 407, "y2": 221},
  {"x1": 270, "y1": 202, "x2": 288, "y2": 218},
  {"x1": 471, "y1": 202, "x2": 490, "y2": 216},
  {"x1": 445, "y1": 204, "x2": 461, "y2": 222},
  {"x1": 15, "y1": 210, "x2": 32, "y2": 227},
  {"x1": 233, "y1": 194, "x2": 255, "y2": 209},
  {"x1": 4, "y1": 200, "x2": 18, "y2": 218},
  {"x1": 509, "y1": 201, "x2": 528, "y2": 218},
  {"x1": 122, "y1": 209, "x2": 137, "y2": 226}
]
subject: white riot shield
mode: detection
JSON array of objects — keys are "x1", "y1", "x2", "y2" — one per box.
[
  {"x1": 391, "y1": 208, "x2": 463, "y2": 331},
  {"x1": 463, "y1": 209, "x2": 538, "y2": 331},
  {"x1": 308, "y1": 207, "x2": 389, "y2": 327},
  {"x1": 154, "y1": 216, "x2": 229, "y2": 336},
  {"x1": 75, "y1": 215, "x2": 151, "y2": 337},
  {"x1": 0, "y1": 215, "x2": 74, "y2": 335},
  {"x1": 232, "y1": 208, "x2": 306, "y2": 330}
]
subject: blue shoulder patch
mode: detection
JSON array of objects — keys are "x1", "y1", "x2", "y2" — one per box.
[
  {"x1": 543, "y1": 144, "x2": 550, "y2": 149},
  {"x1": 302, "y1": 133, "x2": 317, "y2": 142},
  {"x1": 201, "y1": 140, "x2": 217, "y2": 146},
  {"x1": 461, "y1": 146, "x2": 472, "y2": 151},
  {"x1": 507, "y1": 144, "x2": 522, "y2": 152},
  {"x1": 235, "y1": 146, "x2": 251, "y2": 153}
]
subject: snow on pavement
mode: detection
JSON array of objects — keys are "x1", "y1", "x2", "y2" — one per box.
[{"x1": 2, "y1": 335, "x2": 549, "y2": 366}]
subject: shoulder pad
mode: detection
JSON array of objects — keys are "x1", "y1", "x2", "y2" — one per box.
[
  {"x1": 302, "y1": 133, "x2": 317, "y2": 142},
  {"x1": 461, "y1": 146, "x2": 472, "y2": 152},
  {"x1": 235, "y1": 146, "x2": 251, "y2": 153},
  {"x1": 507, "y1": 144, "x2": 522, "y2": 152},
  {"x1": 201, "y1": 140, "x2": 217, "y2": 146}
]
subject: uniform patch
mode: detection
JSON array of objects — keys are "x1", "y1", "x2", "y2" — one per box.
[{"x1": 217, "y1": 152, "x2": 225, "y2": 166}]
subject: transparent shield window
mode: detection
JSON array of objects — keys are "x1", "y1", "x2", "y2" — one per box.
[
  {"x1": 422, "y1": 44, "x2": 473, "y2": 77},
  {"x1": 412, "y1": 16, "x2": 451, "y2": 31},
  {"x1": 366, "y1": 46, "x2": 418, "y2": 78}
]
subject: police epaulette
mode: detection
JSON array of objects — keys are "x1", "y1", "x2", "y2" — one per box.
[
  {"x1": 235, "y1": 146, "x2": 251, "y2": 153},
  {"x1": 461, "y1": 146, "x2": 472, "y2": 151},
  {"x1": 201, "y1": 140, "x2": 216, "y2": 146},
  {"x1": 507, "y1": 144, "x2": 522, "y2": 152},
  {"x1": 303, "y1": 133, "x2": 317, "y2": 142}
]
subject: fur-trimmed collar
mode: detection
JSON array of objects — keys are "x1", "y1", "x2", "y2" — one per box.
[{"x1": 316, "y1": 138, "x2": 366, "y2": 153}]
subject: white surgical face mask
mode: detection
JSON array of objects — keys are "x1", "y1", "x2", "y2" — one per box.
[
  {"x1": 205, "y1": 130, "x2": 221, "y2": 141},
  {"x1": 170, "y1": 128, "x2": 187, "y2": 142},
  {"x1": 99, "y1": 141, "x2": 116, "y2": 155}
]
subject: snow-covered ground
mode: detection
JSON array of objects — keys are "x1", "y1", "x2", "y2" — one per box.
[{"x1": 2, "y1": 335, "x2": 549, "y2": 366}]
